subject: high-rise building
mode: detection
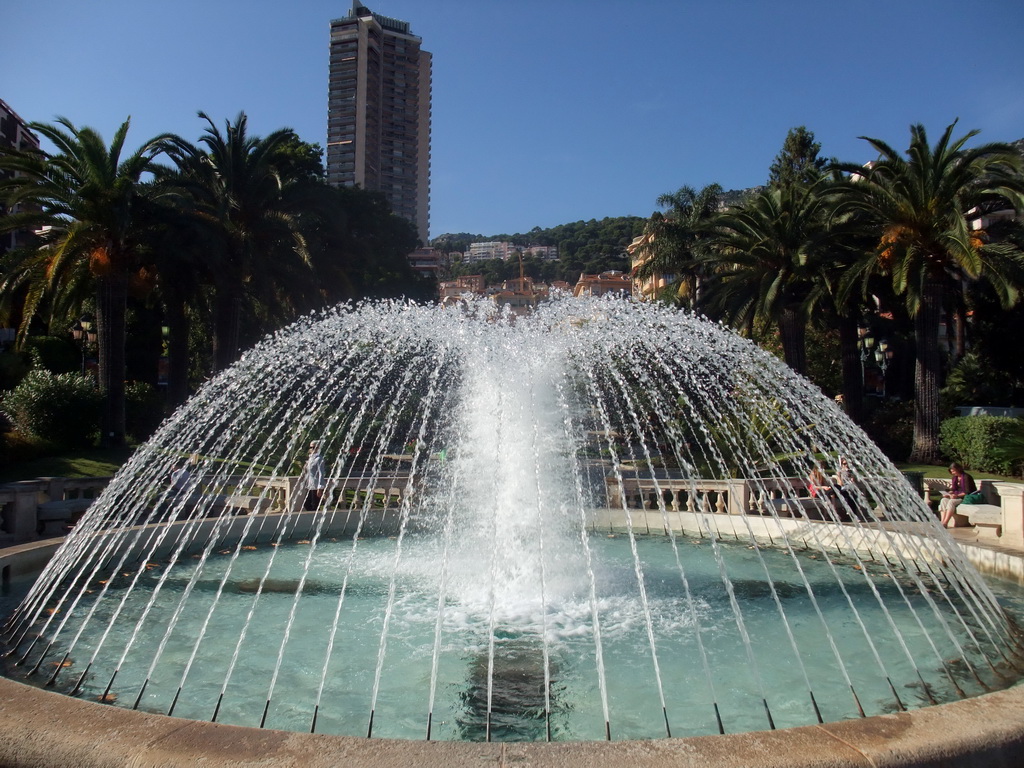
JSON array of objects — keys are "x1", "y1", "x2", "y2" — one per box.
[
  {"x1": 327, "y1": 3, "x2": 432, "y2": 244},
  {"x1": 0, "y1": 98, "x2": 41, "y2": 257}
]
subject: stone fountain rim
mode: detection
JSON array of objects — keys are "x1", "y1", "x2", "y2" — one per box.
[{"x1": 1, "y1": 537, "x2": 1022, "y2": 768}]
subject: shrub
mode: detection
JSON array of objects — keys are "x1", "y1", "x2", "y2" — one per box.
[
  {"x1": 991, "y1": 419, "x2": 1024, "y2": 478},
  {"x1": 941, "y1": 352, "x2": 1018, "y2": 412},
  {"x1": 939, "y1": 415, "x2": 1021, "y2": 476},
  {"x1": 0, "y1": 370, "x2": 101, "y2": 449},
  {"x1": 0, "y1": 348, "x2": 31, "y2": 390},
  {"x1": 23, "y1": 335, "x2": 81, "y2": 374},
  {"x1": 0, "y1": 429, "x2": 45, "y2": 466},
  {"x1": 125, "y1": 380, "x2": 166, "y2": 442}
]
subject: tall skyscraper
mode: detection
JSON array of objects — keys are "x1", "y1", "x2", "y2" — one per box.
[
  {"x1": 0, "y1": 98, "x2": 41, "y2": 257},
  {"x1": 327, "y1": 3, "x2": 432, "y2": 244}
]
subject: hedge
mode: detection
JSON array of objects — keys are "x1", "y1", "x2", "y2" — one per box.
[
  {"x1": 0, "y1": 369, "x2": 101, "y2": 449},
  {"x1": 939, "y1": 415, "x2": 1021, "y2": 476}
]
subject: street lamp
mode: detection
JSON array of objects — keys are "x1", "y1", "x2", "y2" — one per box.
[
  {"x1": 857, "y1": 327, "x2": 875, "y2": 389},
  {"x1": 874, "y1": 339, "x2": 893, "y2": 398},
  {"x1": 71, "y1": 315, "x2": 96, "y2": 375}
]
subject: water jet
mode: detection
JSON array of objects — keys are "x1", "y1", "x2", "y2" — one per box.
[{"x1": 2, "y1": 296, "x2": 1022, "y2": 765}]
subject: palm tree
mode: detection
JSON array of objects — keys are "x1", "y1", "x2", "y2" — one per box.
[
  {"x1": 159, "y1": 112, "x2": 318, "y2": 372},
  {"x1": 700, "y1": 180, "x2": 837, "y2": 375},
  {"x1": 0, "y1": 117, "x2": 170, "y2": 446},
  {"x1": 835, "y1": 121, "x2": 1024, "y2": 462},
  {"x1": 632, "y1": 184, "x2": 721, "y2": 307}
]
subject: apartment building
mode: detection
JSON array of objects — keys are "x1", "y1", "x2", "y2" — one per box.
[
  {"x1": 465, "y1": 241, "x2": 512, "y2": 262},
  {"x1": 327, "y1": 3, "x2": 432, "y2": 244},
  {"x1": 0, "y1": 98, "x2": 40, "y2": 255},
  {"x1": 572, "y1": 271, "x2": 633, "y2": 298}
]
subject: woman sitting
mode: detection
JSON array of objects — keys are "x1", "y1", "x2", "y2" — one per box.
[
  {"x1": 831, "y1": 456, "x2": 860, "y2": 520},
  {"x1": 939, "y1": 463, "x2": 976, "y2": 528},
  {"x1": 832, "y1": 456, "x2": 854, "y2": 490},
  {"x1": 808, "y1": 468, "x2": 835, "y2": 499}
]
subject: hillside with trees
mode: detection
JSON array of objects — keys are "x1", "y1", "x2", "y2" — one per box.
[{"x1": 436, "y1": 216, "x2": 646, "y2": 285}]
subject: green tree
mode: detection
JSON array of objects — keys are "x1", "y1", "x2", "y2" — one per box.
[
  {"x1": 763, "y1": 124, "x2": 869, "y2": 414},
  {"x1": 835, "y1": 121, "x2": 1024, "y2": 462},
  {"x1": 633, "y1": 184, "x2": 722, "y2": 307},
  {"x1": 768, "y1": 126, "x2": 828, "y2": 189},
  {"x1": 310, "y1": 185, "x2": 421, "y2": 300},
  {"x1": 700, "y1": 180, "x2": 836, "y2": 375},
  {"x1": 142, "y1": 210, "x2": 210, "y2": 406},
  {"x1": 0, "y1": 117, "x2": 171, "y2": 446},
  {"x1": 159, "y1": 112, "x2": 318, "y2": 371}
]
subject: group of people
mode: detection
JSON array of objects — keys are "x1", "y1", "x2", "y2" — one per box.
[
  {"x1": 807, "y1": 457, "x2": 978, "y2": 528},
  {"x1": 807, "y1": 456, "x2": 859, "y2": 521}
]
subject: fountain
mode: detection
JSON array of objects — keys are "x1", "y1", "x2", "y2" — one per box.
[{"x1": 1, "y1": 296, "x2": 1022, "y2": 762}]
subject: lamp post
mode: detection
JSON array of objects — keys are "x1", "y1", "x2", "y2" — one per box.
[
  {"x1": 71, "y1": 315, "x2": 96, "y2": 375},
  {"x1": 857, "y1": 327, "x2": 875, "y2": 390},
  {"x1": 874, "y1": 339, "x2": 892, "y2": 398}
]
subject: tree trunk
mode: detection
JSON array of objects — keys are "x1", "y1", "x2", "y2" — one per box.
[
  {"x1": 838, "y1": 312, "x2": 863, "y2": 424},
  {"x1": 953, "y1": 304, "x2": 967, "y2": 363},
  {"x1": 96, "y1": 274, "x2": 127, "y2": 448},
  {"x1": 909, "y1": 276, "x2": 944, "y2": 463},
  {"x1": 778, "y1": 306, "x2": 807, "y2": 375},
  {"x1": 212, "y1": 287, "x2": 242, "y2": 373},
  {"x1": 165, "y1": 297, "x2": 190, "y2": 407}
]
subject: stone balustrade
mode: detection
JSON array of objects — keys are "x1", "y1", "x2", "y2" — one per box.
[
  {"x1": 991, "y1": 482, "x2": 1024, "y2": 544},
  {"x1": 5, "y1": 473, "x2": 1023, "y2": 547},
  {"x1": 606, "y1": 472, "x2": 1024, "y2": 547},
  {"x1": 0, "y1": 471, "x2": 418, "y2": 541},
  {"x1": 0, "y1": 477, "x2": 110, "y2": 538},
  {"x1": 606, "y1": 473, "x2": 835, "y2": 518},
  {"x1": 606, "y1": 472, "x2": 750, "y2": 515}
]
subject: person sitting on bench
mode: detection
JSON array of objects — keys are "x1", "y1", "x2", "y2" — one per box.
[{"x1": 940, "y1": 462, "x2": 976, "y2": 528}]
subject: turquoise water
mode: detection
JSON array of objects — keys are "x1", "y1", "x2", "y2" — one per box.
[{"x1": 5, "y1": 535, "x2": 1021, "y2": 741}]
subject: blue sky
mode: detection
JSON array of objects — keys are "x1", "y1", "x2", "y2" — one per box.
[{"x1": 3, "y1": 0, "x2": 1023, "y2": 240}]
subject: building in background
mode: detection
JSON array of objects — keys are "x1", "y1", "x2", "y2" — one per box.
[
  {"x1": 522, "y1": 245, "x2": 558, "y2": 260},
  {"x1": 327, "y1": 2, "x2": 432, "y2": 244},
  {"x1": 465, "y1": 241, "x2": 512, "y2": 262},
  {"x1": 0, "y1": 98, "x2": 40, "y2": 256},
  {"x1": 407, "y1": 246, "x2": 445, "y2": 279},
  {"x1": 628, "y1": 230, "x2": 674, "y2": 301},
  {"x1": 462, "y1": 242, "x2": 559, "y2": 263},
  {"x1": 439, "y1": 275, "x2": 486, "y2": 308},
  {"x1": 572, "y1": 271, "x2": 632, "y2": 298}
]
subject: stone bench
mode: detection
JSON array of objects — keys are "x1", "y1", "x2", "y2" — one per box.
[
  {"x1": 36, "y1": 498, "x2": 94, "y2": 534},
  {"x1": 767, "y1": 497, "x2": 820, "y2": 518},
  {"x1": 226, "y1": 495, "x2": 273, "y2": 515},
  {"x1": 766, "y1": 495, "x2": 866, "y2": 522},
  {"x1": 959, "y1": 504, "x2": 1003, "y2": 538}
]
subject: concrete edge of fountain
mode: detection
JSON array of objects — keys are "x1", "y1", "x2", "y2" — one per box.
[{"x1": 1, "y1": 533, "x2": 1022, "y2": 768}]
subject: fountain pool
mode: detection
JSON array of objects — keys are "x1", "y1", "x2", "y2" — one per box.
[{"x1": 17, "y1": 535, "x2": 1020, "y2": 742}]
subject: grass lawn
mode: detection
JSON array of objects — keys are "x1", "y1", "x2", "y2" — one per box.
[
  {"x1": 0, "y1": 447, "x2": 135, "y2": 484},
  {"x1": 1, "y1": 447, "x2": 1018, "y2": 487},
  {"x1": 894, "y1": 463, "x2": 1020, "y2": 482}
]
